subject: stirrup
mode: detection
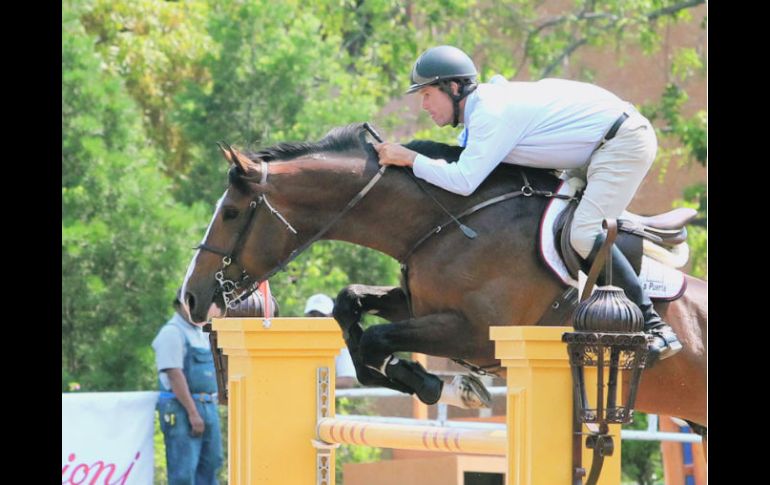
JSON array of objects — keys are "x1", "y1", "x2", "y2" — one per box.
[{"x1": 646, "y1": 323, "x2": 683, "y2": 363}]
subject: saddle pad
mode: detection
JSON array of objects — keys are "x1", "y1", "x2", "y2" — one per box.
[{"x1": 538, "y1": 178, "x2": 686, "y2": 301}]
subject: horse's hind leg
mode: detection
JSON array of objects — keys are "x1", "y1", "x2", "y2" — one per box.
[{"x1": 333, "y1": 285, "x2": 413, "y2": 393}]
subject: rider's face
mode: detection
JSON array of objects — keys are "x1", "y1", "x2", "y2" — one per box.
[{"x1": 419, "y1": 85, "x2": 456, "y2": 127}]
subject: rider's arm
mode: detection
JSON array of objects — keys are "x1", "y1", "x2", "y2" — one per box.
[{"x1": 412, "y1": 107, "x2": 525, "y2": 196}]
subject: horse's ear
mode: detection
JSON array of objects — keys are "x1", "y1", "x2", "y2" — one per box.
[
  {"x1": 229, "y1": 146, "x2": 255, "y2": 174},
  {"x1": 216, "y1": 142, "x2": 256, "y2": 173},
  {"x1": 217, "y1": 142, "x2": 235, "y2": 165},
  {"x1": 216, "y1": 142, "x2": 265, "y2": 184}
]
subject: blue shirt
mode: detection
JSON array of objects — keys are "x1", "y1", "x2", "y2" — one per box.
[
  {"x1": 152, "y1": 312, "x2": 212, "y2": 391},
  {"x1": 412, "y1": 76, "x2": 635, "y2": 196}
]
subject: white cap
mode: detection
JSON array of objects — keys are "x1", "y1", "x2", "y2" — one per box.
[{"x1": 304, "y1": 293, "x2": 334, "y2": 316}]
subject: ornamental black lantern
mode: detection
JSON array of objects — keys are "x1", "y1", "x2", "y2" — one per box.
[{"x1": 563, "y1": 220, "x2": 651, "y2": 485}]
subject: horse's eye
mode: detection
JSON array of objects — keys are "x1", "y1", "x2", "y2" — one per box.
[{"x1": 222, "y1": 207, "x2": 239, "y2": 221}]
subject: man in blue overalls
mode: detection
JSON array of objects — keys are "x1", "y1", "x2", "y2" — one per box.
[{"x1": 153, "y1": 290, "x2": 223, "y2": 485}]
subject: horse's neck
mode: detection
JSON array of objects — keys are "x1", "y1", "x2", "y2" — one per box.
[
  {"x1": 271, "y1": 157, "x2": 444, "y2": 260},
  {"x1": 327, "y1": 167, "x2": 443, "y2": 259}
]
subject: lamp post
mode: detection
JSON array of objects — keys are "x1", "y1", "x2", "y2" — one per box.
[{"x1": 563, "y1": 220, "x2": 651, "y2": 485}]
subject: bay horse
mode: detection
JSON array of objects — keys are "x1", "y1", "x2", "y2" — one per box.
[{"x1": 181, "y1": 123, "x2": 707, "y2": 430}]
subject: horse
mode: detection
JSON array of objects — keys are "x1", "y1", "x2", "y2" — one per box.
[{"x1": 181, "y1": 123, "x2": 707, "y2": 430}]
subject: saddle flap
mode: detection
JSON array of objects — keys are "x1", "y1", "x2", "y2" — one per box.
[{"x1": 554, "y1": 201, "x2": 644, "y2": 279}]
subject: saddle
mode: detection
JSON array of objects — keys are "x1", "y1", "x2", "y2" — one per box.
[
  {"x1": 535, "y1": 179, "x2": 694, "y2": 326},
  {"x1": 554, "y1": 199, "x2": 697, "y2": 280}
]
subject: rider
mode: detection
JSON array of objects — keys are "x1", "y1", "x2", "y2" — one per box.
[{"x1": 374, "y1": 45, "x2": 682, "y2": 363}]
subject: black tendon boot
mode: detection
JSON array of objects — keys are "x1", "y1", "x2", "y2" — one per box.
[
  {"x1": 384, "y1": 356, "x2": 443, "y2": 405},
  {"x1": 584, "y1": 234, "x2": 683, "y2": 364}
]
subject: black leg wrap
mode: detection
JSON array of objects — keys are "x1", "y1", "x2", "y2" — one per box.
[
  {"x1": 385, "y1": 359, "x2": 443, "y2": 405},
  {"x1": 333, "y1": 288, "x2": 364, "y2": 345}
]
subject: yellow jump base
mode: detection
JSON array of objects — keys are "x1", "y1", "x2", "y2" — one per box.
[{"x1": 212, "y1": 317, "x2": 621, "y2": 485}]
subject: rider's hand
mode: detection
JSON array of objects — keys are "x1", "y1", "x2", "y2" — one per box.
[{"x1": 374, "y1": 142, "x2": 418, "y2": 167}]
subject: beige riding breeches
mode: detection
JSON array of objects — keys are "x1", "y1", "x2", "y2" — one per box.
[{"x1": 569, "y1": 112, "x2": 658, "y2": 259}]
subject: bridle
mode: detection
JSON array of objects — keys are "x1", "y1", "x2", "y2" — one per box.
[
  {"x1": 194, "y1": 178, "x2": 299, "y2": 309},
  {"x1": 195, "y1": 142, "x2": 388, "y2": 309}
]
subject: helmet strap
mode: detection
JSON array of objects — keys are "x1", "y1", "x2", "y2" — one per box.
[{"x1": 439, "y1": 80, "x2": 478, "y2": 127}]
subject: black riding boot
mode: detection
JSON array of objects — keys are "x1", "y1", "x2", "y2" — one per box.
[{"x1": 584, "y1": 234, "x2": 683, "y2": 364}]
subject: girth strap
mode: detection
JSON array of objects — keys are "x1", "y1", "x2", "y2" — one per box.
[{"x1": 535, "y1": 286, "x2": 579, "y2": 327}]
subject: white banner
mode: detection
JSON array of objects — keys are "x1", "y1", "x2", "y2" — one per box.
[{"x1": 62, "y1": 391, "x2": 159, "y2": 485}]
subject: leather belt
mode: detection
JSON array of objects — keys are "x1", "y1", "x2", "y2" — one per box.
[{"x1": 601, "y1": 112, "x2": 629, "y2": 144}]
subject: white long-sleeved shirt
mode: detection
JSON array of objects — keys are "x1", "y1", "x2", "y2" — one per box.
[{"x1": 412, "y1": 76, "x2": 636, "y2": 196}]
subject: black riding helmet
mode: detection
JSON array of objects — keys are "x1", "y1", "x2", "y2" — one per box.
[{"x1": 406, "y1": 45, "x2": 479, "y2": 127}]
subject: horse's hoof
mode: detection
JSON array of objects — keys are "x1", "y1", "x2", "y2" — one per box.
[{"x1": 450, "y1": 375, "x2": 492, "y2": 409}]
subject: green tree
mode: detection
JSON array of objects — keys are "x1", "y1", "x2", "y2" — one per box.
[
  {"x1": 673, "y1": 183, "x2": 707, "y2": 279},
  {"x1": 62, "y1": 1, "x2": 207, "y2": 391},
  {"x1": 174, "y1": 0, "x2": 389, "y2": 205},
  {"x1": 263, "y1": 242, "x2": 400, "y2": 318},
  {"x1": 79, "y1": 0, "x2": 213, "y2": 176},
  {"x1": 622, "y1": 414, "x2": 664, "y2": 485}
]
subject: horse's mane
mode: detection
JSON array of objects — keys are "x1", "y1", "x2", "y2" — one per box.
[
  {"x1": 247, "y1": 123, "x2": 369, "y2": 162},
  {"x1": 238, "y1": 123, "x2": 558, "y2": 195},
  {"x1": 245, "y1": 122, "x2": 466, "y2": 165}
]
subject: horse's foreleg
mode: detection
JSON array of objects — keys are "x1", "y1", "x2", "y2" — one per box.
[
  {"x1": 333, "y1": 285, "x2": 413, "y2": 393},
  {"x1": 334, "y1": 285, "x2": 489, "y2": 408},
  {"x1": 359, "y1": 311, "x2": 489, "y2": 407}
]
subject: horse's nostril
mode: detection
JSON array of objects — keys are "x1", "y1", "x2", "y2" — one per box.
[{"x1": 186, "y1": 293, "x2": 196, "y2": 312}]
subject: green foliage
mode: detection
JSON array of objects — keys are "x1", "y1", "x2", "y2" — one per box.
[
  {"x1": 621, "y1": 414, "x2": 663, "y2": 485},
  {"x1": 62, "y1": 2, "x2": 208, "y2": 391},
  {"x1": 673, "y1": 183, "x2": 707, "y2": 279},
  {"x1": 641, "y1": 84, "x2": 707, "y2": 172},
  {"x1": 79, "y1": 0, "x2": 213, "y2": 176},
  {"x1": 266, "y1": 241, "x2": 401, "y2": 317},
  {"x1": 174, "y1": 0, "x2": 389, "y2": 204}
]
